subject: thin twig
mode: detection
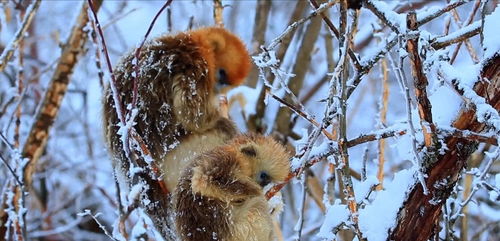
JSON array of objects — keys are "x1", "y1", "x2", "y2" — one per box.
[
  {"x1": 268, "y1": 91, "x2": 335, "y2": 140},
  {"x1": 130, "y1": 0, "x2": 172, "y2": 111},
  {"x1": 309, "y1": 0, "x2": 362, "y2": 71},
  {"x1": 406, "y1": 12, "x2": 438, "y2": 157},
  {"x1": 77, "y1": 210, "x2": 119, "y2": 241},
  {"x1": 296, "y1": 173, "x2": 307, "y2": 240},
  {"x1": 0, "y1": 153, "x2": 23, "y2": 187},
  {"x1": 388, "y1": 40, "x2": 429, "y2": 195},
  {"x1": 337, "y1": 1, "x2": 361, "y2": 237},
  {"x1": 267, "y1": 0, "x2": 337, "y2": 50},
  {"x1": 376, "y1": 55, "x2": 389, "y2": 190},
  {"x1": 0, "y1": 0, "x2": 41, "y2": 72},
  {"x1": 450, "y1": 0, "x2": 481, "y2": 64},
  {"x1": 449, "y1": 6, "x2": 479, "y2": 62},
  {"x1": 450, "y1": 148, "x2": 499, "y2": 221},
  {"x1": 213, "y1": 0, "x2": 224, "y2": 27}
]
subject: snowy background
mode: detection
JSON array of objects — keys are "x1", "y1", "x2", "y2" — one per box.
[{"x1": 0, "y1": 0, "x2": 499, "y2": 241}]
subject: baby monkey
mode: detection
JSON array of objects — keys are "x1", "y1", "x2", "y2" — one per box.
[{"x1": 174, "y1": 134, "x2": 290, "y2": 241}]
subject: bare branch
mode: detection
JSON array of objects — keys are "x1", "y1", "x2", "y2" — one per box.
[{"x1": 213, "y1": 0, "x2": 224, "y2": 27}]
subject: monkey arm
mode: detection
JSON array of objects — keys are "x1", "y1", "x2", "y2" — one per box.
[{"x1": 190, "y1": 153, "x2": 262, "y2": 202}]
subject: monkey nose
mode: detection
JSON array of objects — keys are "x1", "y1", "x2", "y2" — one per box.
[
  {"x1": 216, "y1": 68, "x2": 229, "y2": 87},
  {"x1": 258, "y1": 171, "x2": 271, "y2": 187}
]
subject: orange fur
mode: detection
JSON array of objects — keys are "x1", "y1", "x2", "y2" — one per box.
[
  {"x1": 103, "y1": 26, "x2": 251, "y2": 193},
  {"x1": 189, "y1": 27, "x2": 251, "y2": 86}
]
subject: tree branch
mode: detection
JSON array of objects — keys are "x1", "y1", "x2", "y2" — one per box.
[
  {"x1": 390, "y1": 53, "x2": 500, "y2": 241},
  {"x1": 0, "y1": 0, "x2": 41, "y2": 73}
]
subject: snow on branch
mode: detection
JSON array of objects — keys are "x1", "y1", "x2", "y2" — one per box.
[
  {"x1": 0, "y1": 0, "x2": 41, "y2": 73},
  {"x1": 431, "y1": 20, "x2": 481, "y2": 50},
  {"x1": 365, "y1": 0, "x2": 406, "y2": 33},
  {"x1": 406, "y1": 12, "x2": 439, "y2": 160},
  {"x1": 416, "y1": 0, "x2": 467, "y2": 26},
  {"x1": 390, "y1": 53, "x2": 500, "y2": 241},
  {"x1": 267, "y1": 0, "x2": 337, "y2": 50}
]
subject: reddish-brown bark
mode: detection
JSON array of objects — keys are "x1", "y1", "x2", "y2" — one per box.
[{"x1": 390, "y1": 54, "x2": 500, "y2": 241}]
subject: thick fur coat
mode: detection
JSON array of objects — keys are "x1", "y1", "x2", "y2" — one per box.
[
  {"x1": 102, "y1": 27, "x2": 251, "y2": 191},
  {"x1": 174, "y1": 134, "x2": 290, "y2": 241}
]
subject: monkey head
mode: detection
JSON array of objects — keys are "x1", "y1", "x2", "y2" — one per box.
[
  {"x1": 189, "y1": 27, "x2": 251, "y2": 90},
  {"x1": 229, "y1": 133, "x2": 290, "y2": 188}
]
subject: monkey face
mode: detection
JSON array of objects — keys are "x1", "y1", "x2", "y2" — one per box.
[
  {"x1": 234, "y1": 134, "x2": 291, "y2": 187},
  {"x1": 193, "y1": 27, "x2": 251, "y2": 87}
]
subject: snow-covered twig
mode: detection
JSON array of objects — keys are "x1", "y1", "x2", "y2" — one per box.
[
  {"x1": 267, "y1": 91, "x2": 335, "y2": 140},
  {"x1": 294, "y1": 173, "x2": 307, "y2": 240},
  {"x1": 431, "y1": 20, "x2": 481, "y2": 50},
  {"x1": 450, "y1": 147, "x2": 499, "y2": 221},
  {"x1": 0, "y1": 153, "x2": 22, "y2": 187},
  {"x1": 0, "y1": 0, "x2": 41, "y2": 73},
  {"x1": 336, "y1": 2, "x2": 361, "y2": 236},
  {"x1": 309, "y1": 0, "x2": 362, "y2": 71},
  {"x1": 406, "y1": 12, "x2": 438, "y2": 155},
  {"x1": 347, "y1": 34, "x2": 398, "y2": 98},
  {"x1": 87, "y1": 17, "x2": 105, "y2": 88},
  {"x1": 388, "y1": 41, "x2": 429, "y2": 195},
  {"x1": 417, "y1": 0, "x2": 467, "y2": 26},
  {"x1": 130, "y1": 0, "x2": 172, "y2": 111},
  {"x1": 77, "y1": 210, "x2": 118, "y2": 241},
  {"x1": 365, "y1": 0, "x2": 404, "y2": 33},
  {"x1": 449, "y1": 4, "x2": 480, "y2": 63},
  {"x1": 267, "y1": 0, "x2": 337, "y2": 50},
  {"x1": 449, "y1": 0, "x2": 481, "y2": 64}
]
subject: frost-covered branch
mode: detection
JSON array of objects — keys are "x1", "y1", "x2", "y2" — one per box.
[
  {"x1": 336, "y1": 3, "x2": 361, "y2": 237},
  {"x1": 309, "y1": 0, "x2": 362, "y2": 71},
  {"x1": 0, "y1": 0, "x2": 41, "y2": 73},
  {"x1": 77, "y1": 210, "x2": 118, "y2": 241},
  {"x1": 364, "y1": 0, "x2": 404, "y2": 33},
  {"x1": 388, "y1": 39, "x2": 429, "y2": 195},
  {"x1": 406, "y1": 12, "x2": 438, "y2": 158},
  {"x1": 417, "y1": 0, "x2": 467, "y2": 26},
  {"x1": 347, "y1": 125, "x2": 497, "y2": 149},
  {"x1": 268, "y1": 91, "x2": 335, "y2": 140},
  {"x1": 390, "y1": 53, "x2": 500, "y2": 241},
  {"x1": 267, "y1": 0, "x2": 337, "y2": 50},
  {"x1": 450, "y1": 147, "x2": 499, "y2": 221},
  {"x1": 431, "y1": 20, "x2": 481, "y2": 50},
  {"x1": 449, "y1": 0, "x2": 481, "y2": 64}
]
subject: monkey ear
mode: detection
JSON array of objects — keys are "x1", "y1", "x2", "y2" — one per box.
[
  {"x1": 207, "y1": 33, "x2": 225, "y2": 52},
  {"x1": 240, "y1": 145, "x2": 257, "y2": 157}
]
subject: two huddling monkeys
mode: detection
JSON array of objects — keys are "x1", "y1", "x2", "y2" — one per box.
[{"x1": 103, "y1": 27, "x2": 290, "y2": 241}]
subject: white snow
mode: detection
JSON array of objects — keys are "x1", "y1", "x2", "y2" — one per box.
[
  {"x1": 358, "y1": 169, "x2": 416, "y2": 241},
  {"x1": 367, "y1": 0, "x2": 406, "y2": 32},
  {"x1": 317, "y1": 201, "x2": 349, "y2": 239},
  {"x1": 354, "y1": 176, "x2": 379, "y2": 203},
  {"x1": 483, "y1": 6, "x2": 500, "y2": 59}
]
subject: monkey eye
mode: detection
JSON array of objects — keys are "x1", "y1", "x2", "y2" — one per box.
[
  {"x1": 240, "y1": 146, "x2": 257, "y2": 157},
  {"x1": 257, "y1": 171, "x2": 271, "y2": 187},
  {"x1": 216, "y1": 68, "x2": 229, "y2": 85},
  {"x1": 232, "y1": 199, "x2": 245, "y2": 206}
]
